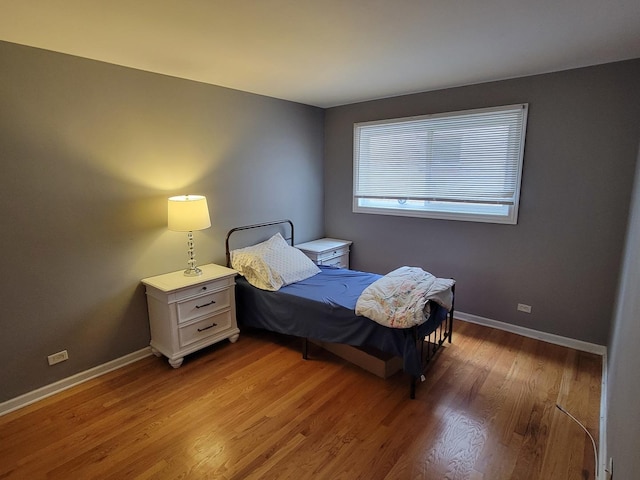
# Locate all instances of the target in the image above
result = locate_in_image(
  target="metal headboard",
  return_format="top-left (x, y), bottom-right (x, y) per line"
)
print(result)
top-left (225, 219), bottom-right (294, 267)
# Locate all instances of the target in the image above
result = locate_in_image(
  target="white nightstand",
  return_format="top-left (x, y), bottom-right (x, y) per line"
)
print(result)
top-left (295, 238), bottom-right (352, 269)
top-left (141, 263), bottom-right (240, 368)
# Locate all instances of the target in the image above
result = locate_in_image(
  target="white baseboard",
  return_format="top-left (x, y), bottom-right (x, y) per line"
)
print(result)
top-left (455, 311), bottom-right (607, 355)
top-left (598, 350), bottom-right (608, 480)
top-left (0, 347), bottom-right (152, 417)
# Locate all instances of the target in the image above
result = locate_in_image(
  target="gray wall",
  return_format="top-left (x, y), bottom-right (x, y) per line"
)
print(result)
top-left (324, 60), bottom-right (640, 345)
top-left (0, 41), bottom-right (324, 402)
top-left (606, 144), bottom-right (640, 480)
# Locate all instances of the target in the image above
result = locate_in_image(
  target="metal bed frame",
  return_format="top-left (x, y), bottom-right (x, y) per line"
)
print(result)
top-left (225, 219), bottom-right (454, 399)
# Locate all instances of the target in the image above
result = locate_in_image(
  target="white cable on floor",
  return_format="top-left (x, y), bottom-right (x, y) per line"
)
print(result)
top-left (556, 403), bottom-right (599, 480)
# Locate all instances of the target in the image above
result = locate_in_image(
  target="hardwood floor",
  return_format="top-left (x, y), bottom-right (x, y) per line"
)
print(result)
top-left (0, 320), bottom-right (602, 480)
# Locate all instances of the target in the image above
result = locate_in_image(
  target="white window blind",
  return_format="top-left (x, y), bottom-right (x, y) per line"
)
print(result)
top-left (353, 104), bottom-right (528, 224)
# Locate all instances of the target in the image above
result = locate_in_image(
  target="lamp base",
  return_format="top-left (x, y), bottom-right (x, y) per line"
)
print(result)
top-left (183, 231), bottom-right (202, 276)
top-left (183, 267), bottom-right (203, 277)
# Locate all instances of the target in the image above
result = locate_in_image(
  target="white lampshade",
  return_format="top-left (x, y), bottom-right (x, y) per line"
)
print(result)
top-left (167, 195), bottom-right (211, 232)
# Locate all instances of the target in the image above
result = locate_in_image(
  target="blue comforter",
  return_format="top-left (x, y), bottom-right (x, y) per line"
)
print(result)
top-left (235, 266), bottom-right (447, 377)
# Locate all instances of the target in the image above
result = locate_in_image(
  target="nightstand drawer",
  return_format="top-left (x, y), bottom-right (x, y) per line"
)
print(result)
top-left (173, 277), bottom-right (232, 302)
top-left (179, 311), bottom-right (232, 347)
top-left (320, 253), bottom-right (349, 268)
top-left (315, 246), bottom-right (349, 262)
top-left (177, 289), bottom-right (230, 324)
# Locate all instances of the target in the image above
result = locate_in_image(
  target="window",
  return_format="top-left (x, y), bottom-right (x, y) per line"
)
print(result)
top-left (353, 104), bottom-right (528, 224)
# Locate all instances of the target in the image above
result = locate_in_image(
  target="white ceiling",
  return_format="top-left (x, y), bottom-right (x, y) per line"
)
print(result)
top-left (1, 0), bottom-right (639, 108)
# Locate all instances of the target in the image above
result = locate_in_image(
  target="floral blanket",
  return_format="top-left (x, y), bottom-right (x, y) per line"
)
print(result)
top-left (355, 266), bottom-right (455, 328)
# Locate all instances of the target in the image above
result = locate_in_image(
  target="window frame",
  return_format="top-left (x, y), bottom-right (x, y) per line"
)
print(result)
top-left (352, 104), bottom-right (529, 225)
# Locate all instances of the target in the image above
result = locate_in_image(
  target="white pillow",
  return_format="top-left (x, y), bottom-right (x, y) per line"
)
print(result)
top-left (269, 243), bottom-right (320, 286)
top-left (231, 233), bottom-right (320, 291)
top-left (230, 233), bottom-right (287, 291)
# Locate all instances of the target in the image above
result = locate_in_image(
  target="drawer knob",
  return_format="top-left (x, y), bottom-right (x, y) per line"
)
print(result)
top-left (197, 323), bottom-right (218, 332)
top-left (195, 300), bottom-right (216, 309)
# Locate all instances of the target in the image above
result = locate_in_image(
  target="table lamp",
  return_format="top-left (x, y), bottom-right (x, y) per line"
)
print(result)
top-left (168, 195), bottom-right (211, 276)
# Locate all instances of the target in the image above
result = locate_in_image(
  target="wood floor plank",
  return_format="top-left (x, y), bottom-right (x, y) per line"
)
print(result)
top-left (0, 321), bottom-right (601, 479)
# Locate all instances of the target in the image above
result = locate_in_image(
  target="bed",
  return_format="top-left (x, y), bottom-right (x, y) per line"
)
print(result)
top-left (225, 220), bottom-right (455, 398)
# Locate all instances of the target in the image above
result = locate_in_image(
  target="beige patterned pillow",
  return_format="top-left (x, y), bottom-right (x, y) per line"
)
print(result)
top-left (231, 233), bottom-right (319, 290)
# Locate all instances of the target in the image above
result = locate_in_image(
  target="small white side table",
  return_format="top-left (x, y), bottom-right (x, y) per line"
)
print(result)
top-left (142, 264), bottom-right (240, 368)
top-left (295, 238), bottom-right (352, 269)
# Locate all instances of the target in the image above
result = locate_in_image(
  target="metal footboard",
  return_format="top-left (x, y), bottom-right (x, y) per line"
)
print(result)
top-left (410, 283), bottom-right (455, 399)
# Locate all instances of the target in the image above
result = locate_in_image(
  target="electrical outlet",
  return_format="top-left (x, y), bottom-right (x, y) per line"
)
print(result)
top-left (47, 350), bottom-right (68, 366)
top-left (517, 303), bottom-right (532, 313)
